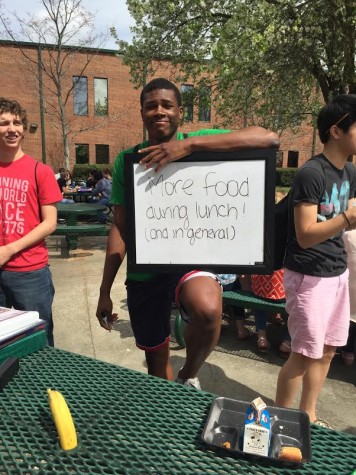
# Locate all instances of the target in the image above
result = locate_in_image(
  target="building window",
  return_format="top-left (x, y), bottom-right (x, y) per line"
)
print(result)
top-left (96, 144), bottom-right (109, 164)
top-left (287, 150), bottom-right (299, 168)
top-left (94, 78), bottom-right (108, 116)
top-left (198, 87), bottom-right (211, 122)
top-left (181, 84), bottom-right (194, 122)
top-left (73, 77), bottom-right (88, 115)
top-left (75, 144), bottom-right (89, 164)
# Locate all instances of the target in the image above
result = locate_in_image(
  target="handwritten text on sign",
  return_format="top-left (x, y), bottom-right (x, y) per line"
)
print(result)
top-left (133, 160), bottom-right (265, 265)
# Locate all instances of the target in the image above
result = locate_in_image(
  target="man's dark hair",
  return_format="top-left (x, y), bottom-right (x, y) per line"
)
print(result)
top-left (140, 78), bottom-right (182, 107)
top-left (0, 97), bottom-right (28, 130)
top-left (58, 167), bottom-right (66, 173)
top-left (317, 94), bottom-right (356, 144)
top-left (92, 169), bottom-right (103, 182)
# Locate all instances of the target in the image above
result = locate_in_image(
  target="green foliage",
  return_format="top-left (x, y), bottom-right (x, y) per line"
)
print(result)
top-left (115, 0), bottom-right (355, 131)
top-left (94, 97), bottom-right (108, 116)
top-left (276, 167), bottom-right (298, 187)
top-left (73, 164), bottom-right (114, 180)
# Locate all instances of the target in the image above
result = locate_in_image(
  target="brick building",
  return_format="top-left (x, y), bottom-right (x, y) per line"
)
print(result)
top-left (0, 39), bottom-right (322, 172)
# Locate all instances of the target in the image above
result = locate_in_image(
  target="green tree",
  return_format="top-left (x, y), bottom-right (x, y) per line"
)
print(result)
top-left (0, 0), bottom-right (107, 168)
top-left (114, 0), bottom-right (355, 132)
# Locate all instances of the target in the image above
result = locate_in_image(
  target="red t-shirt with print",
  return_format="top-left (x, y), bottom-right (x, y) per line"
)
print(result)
top-left (0, 154), bottom-right (62, 271)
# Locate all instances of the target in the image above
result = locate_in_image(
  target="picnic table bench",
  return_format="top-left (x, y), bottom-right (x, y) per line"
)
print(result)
top-left (53, 202), bottom-right (110, 250)
top-left (174, 289), bottom-right (287, 348)
top-left (222, 289), bottom-right (287, 315)
top-left (52, 223), bottom-right (110, 250)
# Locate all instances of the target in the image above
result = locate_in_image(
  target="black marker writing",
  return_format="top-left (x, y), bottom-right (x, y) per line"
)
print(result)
top-left (147, 174), bottom-right (194, 196)
top-left (146, 204), bottom-right (189, 228)
top-left (203, 172), bottom-right (249, 197)
top-left (195, 202), bottom-right (238, 220)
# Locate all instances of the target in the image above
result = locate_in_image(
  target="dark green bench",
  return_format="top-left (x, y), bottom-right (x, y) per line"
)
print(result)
top-left (222, 289), bottom-right (287, 315)
top-left (174, 289), bottom-right (287, 348)
top-left (52, 224), bottom-right (110, 250)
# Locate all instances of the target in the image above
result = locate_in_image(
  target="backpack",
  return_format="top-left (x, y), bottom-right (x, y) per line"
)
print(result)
top-left (273, 157), bottom-right (323, 270)
top-left (273, 157), bottom-right (356, 270)
top-left (273, 192), bottom-right (290, 270)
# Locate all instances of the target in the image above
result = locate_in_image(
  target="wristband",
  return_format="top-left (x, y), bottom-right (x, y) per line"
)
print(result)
top-left (342, 211), bottom-right (351, 227)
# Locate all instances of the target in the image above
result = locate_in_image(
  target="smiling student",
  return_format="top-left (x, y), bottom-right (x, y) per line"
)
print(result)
top-left (0, 97), bottom-right (62, 345)
top-left (96, 78), bottom-right (279, 387)
top-left (275, 94), bottom-right (356, 428)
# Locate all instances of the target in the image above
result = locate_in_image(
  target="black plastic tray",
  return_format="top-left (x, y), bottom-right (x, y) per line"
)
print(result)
top-left (201, 397), bottom-right (311, 465)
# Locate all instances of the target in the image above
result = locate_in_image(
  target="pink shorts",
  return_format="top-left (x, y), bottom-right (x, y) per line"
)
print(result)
top-left (175, 271), bottom-right (221, 323)
top-left (284, 269), bottom-right (350, 359)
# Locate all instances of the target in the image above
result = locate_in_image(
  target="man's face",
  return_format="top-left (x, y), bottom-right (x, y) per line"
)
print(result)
top-left (141, 88), bottom-right (183, 144)
top-left (0, 112), bottom-right (24, 152)
top-left (341, 122), bottom-right (356, 156)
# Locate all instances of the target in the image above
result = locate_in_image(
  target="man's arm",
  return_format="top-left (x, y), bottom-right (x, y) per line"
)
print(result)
top-left (0, 204), bottom-right (57, 266)
top-left (294, 201), bottom-right (356, 249)
top-left (91, 181), bottom-right (103, 196)
top-left (96, 204), bottom-right (126, 330)
top-left (346, 198), bottom-right (356, 231)
top-left (139, 126), bottom-right (280, 171)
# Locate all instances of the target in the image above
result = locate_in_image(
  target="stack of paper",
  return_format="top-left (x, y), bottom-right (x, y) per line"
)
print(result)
top-left (0, 307), bottom-right (44, 343)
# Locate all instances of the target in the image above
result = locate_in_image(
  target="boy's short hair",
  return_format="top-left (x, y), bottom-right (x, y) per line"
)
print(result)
top-left (140, 78), bottom-right (182, 107)
top-left (317, 94), bottom-right (356, 144)
top-left (0, 97), bottom-right (28, 130)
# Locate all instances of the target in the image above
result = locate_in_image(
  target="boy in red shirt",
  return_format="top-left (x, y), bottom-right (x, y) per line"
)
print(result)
top-left (0, 97), bottom-right (62, 345)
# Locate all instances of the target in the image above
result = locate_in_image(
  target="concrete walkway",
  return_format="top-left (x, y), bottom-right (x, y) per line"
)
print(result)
top-left (47, 234), bottom-right (356, 435)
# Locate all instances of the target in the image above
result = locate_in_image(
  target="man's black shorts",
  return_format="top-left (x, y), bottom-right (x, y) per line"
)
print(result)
top-left (126, 271), bottom-right (221, 351)
top-left (125, 272), bottom-right (184, 351)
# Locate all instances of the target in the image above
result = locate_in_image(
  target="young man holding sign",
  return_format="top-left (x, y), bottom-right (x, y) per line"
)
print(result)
top-left (96, 78), bottom-right (279, 387)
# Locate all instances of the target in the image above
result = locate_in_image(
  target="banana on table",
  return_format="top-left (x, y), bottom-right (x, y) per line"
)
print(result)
top-left (47, 388), bottom-right (78, 450)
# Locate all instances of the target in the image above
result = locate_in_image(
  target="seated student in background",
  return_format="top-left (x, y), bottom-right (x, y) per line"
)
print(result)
top-left (95, 77), bottom-right (279, 389)
top-left (56, 167), bottom-right (77, 203)
top-left (250, 269), bottom-right (291, 357)
top-left (86, 170), bottom-right (103, 200)
top-left (87, 169), bottom-right (112, 223)
top-left (275, 94), bottom-right (356, 428)
top-left (65, 169), bottom-right (74, 187)
top-left (54, 167), bottom-right (61, 180)
top-left (218, 274), bottom-right (253, 340)
top-left (341, 229), bottom-right (356, 365)
top-left (86, 170), bottom-right (97, 188)
top-left (88, 169), bottom-right (112, 203)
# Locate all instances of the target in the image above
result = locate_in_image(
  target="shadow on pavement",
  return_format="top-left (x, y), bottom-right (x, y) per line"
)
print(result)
top-left (169, 354), bottom-right (274, 406)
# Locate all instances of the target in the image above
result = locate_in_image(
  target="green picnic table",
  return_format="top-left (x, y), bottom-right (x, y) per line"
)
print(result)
top-left (54, 203), bottom-right (109, 250)
top-left (57, 202), bottom-right (107, 226)
top-left (0, 346), bottom-right (355, 474)
top-left (63, 189), bottom-right (93, 203)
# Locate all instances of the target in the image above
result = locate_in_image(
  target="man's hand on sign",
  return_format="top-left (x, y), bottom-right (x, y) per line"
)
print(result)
top-left (139, 140), bottom-right (191, 172)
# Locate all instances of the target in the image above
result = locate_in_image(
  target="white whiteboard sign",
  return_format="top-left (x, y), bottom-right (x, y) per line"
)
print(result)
top-left (125, 149), bottom-right (276, 273)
